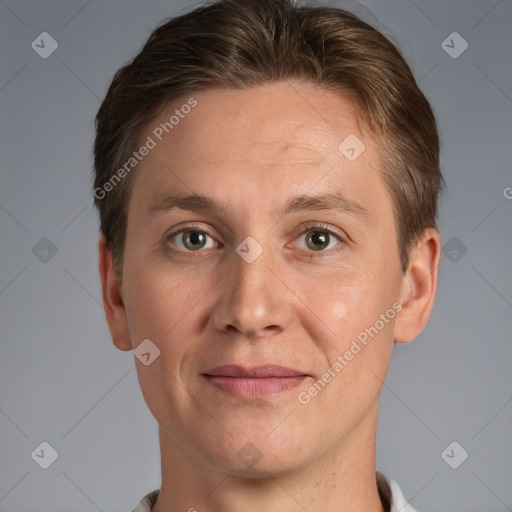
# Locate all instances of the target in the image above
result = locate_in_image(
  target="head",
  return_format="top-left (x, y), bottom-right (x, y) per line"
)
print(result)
top-left (95, 0), bottom-right (442, 476)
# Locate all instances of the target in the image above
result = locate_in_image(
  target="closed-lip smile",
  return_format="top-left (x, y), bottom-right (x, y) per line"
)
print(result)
top-left (203, 364), bottom-right (308, 399)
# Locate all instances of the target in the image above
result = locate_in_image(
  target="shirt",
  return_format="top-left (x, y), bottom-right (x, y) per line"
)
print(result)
top-left (131, 471), bottom-right (417, 511)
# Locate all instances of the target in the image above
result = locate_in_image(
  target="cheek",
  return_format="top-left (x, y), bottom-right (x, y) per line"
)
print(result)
top-left (303, 275), bottom-right (396, 415)
top-left (300, 266), bottom-right (398, 359)
top-left (122, 267), bottom-right (207, 417)
top-left (121, 262), bottom-right (199, 343)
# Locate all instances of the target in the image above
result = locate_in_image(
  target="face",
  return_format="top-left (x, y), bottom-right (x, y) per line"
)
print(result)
top-left (106, 80), bottom-right (419, 475)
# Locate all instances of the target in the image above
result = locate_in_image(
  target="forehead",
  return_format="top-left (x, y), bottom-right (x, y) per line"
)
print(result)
top-left (153, 81), bottom-right (367, 165)
top-left (130, 80), bottom-right (390, 221)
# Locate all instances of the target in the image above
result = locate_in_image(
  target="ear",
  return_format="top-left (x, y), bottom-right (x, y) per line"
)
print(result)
top-left (394, 228), bottom-right (441, 344)
top-left (98, 235), bottom-right (133, 351)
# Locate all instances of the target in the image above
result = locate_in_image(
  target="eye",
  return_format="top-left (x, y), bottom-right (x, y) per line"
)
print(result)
top-left (295, 228), bottom-right (342, 251)
top-left (170, 229), bottom-right (216, 251)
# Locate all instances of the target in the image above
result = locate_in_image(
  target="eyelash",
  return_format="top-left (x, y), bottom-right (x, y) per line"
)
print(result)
top-left (165, 223), bottom-right (345, 256)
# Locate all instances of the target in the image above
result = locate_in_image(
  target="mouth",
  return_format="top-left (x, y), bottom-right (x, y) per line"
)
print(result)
top-left (202, 364), bottom-right (308, 399)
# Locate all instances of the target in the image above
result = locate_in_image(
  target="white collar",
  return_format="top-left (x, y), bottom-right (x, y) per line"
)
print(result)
top-left (132, 472), bottom-right (418, 512)
top-left (377, 471), bottom-right (418, 512)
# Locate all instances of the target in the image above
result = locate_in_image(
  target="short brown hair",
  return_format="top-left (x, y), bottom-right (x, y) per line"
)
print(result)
top-left (93, 0), bottom-right (443, 275)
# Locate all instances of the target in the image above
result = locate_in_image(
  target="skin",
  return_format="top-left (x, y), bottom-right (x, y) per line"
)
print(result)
top-left (98, 80), bottom-right (440, 512)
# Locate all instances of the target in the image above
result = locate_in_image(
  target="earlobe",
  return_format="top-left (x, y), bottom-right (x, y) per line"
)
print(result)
top-left (98, 236), bottom-right (133, 351)
top-left (394, 229), bottom-right (441, 344)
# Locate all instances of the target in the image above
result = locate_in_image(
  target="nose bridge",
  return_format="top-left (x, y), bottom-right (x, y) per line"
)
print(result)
top-left (235, 242), bottom-right (274, 299)
top-left (212, 241), bottom-right (292, 338)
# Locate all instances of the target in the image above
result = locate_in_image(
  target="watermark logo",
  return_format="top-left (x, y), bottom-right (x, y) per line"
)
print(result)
top-left (151, 97), bottom-right (197, 140)
top-left (31, 32), bottom-right (58, 59)
top-left (441, 32), bottom-right (468, 59)
top-left (338, 134), bottom-right (365, 161)
top-left (236, 442), bottom-right (262, 467)
top-left (94, 97), bottom-right (197, 200)
top-left (32, 237), bottom-right (58, 263)
top-left (442, 236), bottom-right (468, 264)
top-left (31, 441), bottom-right (59, 469)
top-left (134, 339), bottom-right (161, 366)
top-left (441, 441), bottom-right (468, 469)
top-left (236, 236), bottom-right (263, 263)
top-left (298, 302), bottom-right (402, 405)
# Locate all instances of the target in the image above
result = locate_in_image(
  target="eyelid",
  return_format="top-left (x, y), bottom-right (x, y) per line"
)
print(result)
top-left (290, 222), bottom-right (346, 251)
top-left (165, 223), bottom-right (221, 252)
top-left (164, 222), bottom-right (346, 254)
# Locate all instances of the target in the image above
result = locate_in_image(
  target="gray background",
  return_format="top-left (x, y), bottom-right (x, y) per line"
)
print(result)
top-left (0, 0), bottom-right (511, 510)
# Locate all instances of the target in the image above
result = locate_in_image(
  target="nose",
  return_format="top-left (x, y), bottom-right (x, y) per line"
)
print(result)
top-left (211, 244), bottom-right (293, 340)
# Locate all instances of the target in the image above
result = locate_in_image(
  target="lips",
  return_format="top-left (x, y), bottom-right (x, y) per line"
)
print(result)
top-left (204, 364), bottom-right (305, 378)
top-left (203, 364), bottom-right (307, 399)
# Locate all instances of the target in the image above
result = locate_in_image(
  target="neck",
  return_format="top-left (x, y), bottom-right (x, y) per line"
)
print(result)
top-left (153, 404), bottom-right (385, 512)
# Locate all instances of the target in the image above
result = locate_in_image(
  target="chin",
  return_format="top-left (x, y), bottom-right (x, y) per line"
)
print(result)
top-left (199, 431), bottom-right (312, 478)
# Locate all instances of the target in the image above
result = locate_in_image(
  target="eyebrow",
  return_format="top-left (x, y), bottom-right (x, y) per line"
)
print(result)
top-left (148, 191), bottom-right (369, 218)
top-left (149, 193), bottom-right (223, 215)
top-left (281, 193), bottom-right (369, 218)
